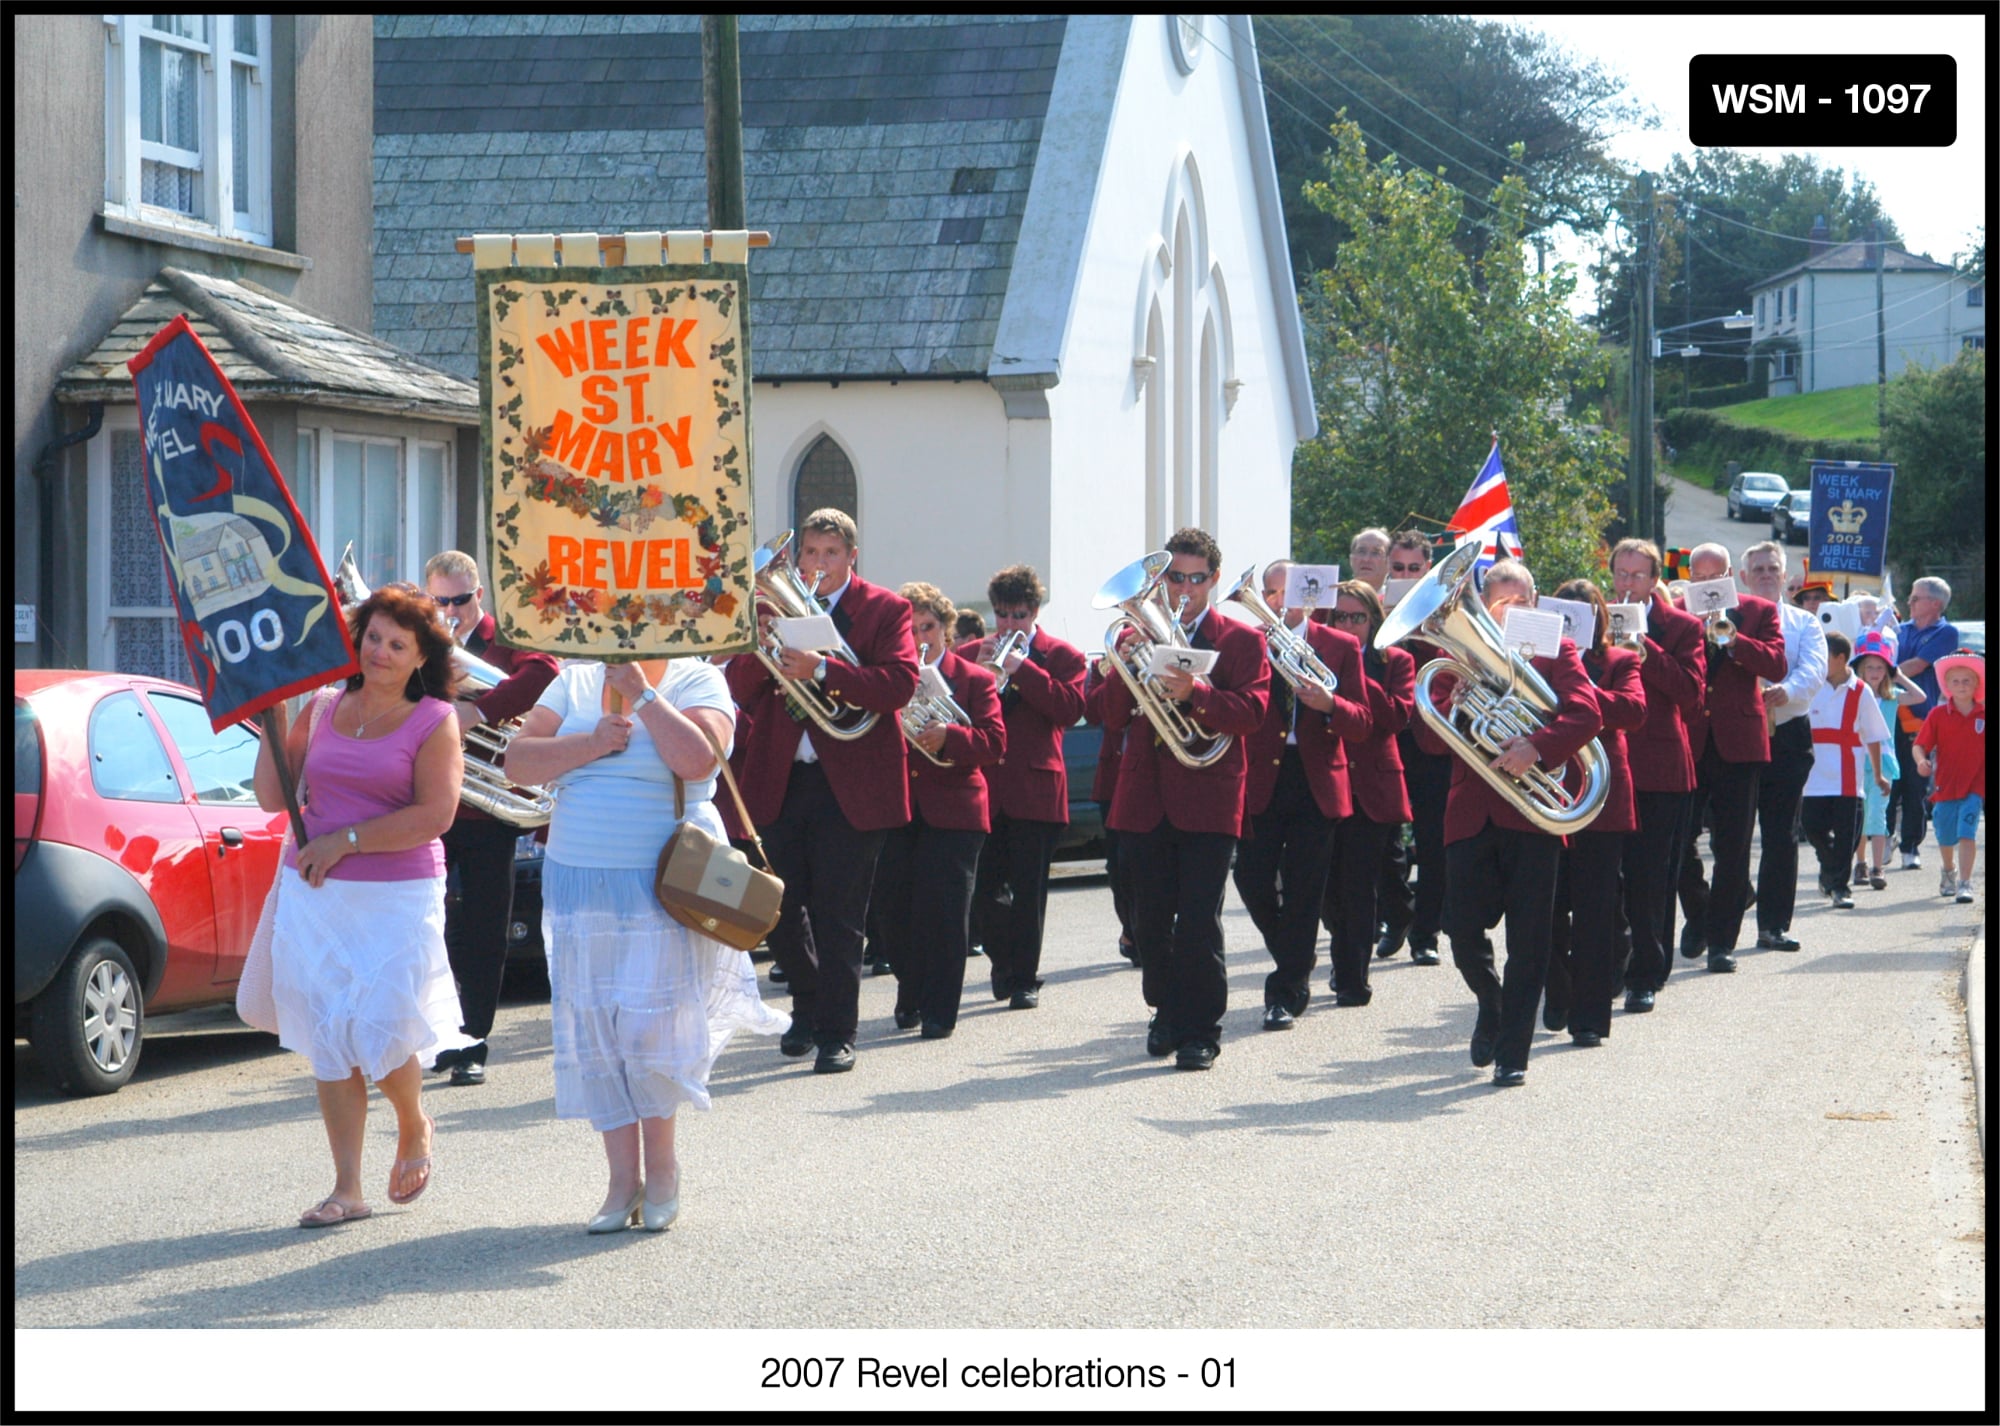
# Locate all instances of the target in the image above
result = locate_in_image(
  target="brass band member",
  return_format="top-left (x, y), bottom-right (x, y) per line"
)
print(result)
top-left (1232, 561), bottom-right (1372, 1027)
top-left (1100, 527), bottom-right (1271, 1069)
top-left (876, 584), bottom-right (1006, 1039)
top-left (1084, 660), bottom-right (1140, 966)
top-left (1742, 541), bottom-right (1828, 953)
top-left (1541, 579), bottom-right (1645, 1046)
top-left (724, 509), bottom-right (920, 1074)
top-left (1320, 581), bottom-right (1415, 1006)
top-left (1374, 530), bottom-right (1449, 965)
top-left (961, 566), bottom-right (1088, 1010)
top-left (1413, 559), bottom-right (1602, 1086)
top-left (423, 550), bottom-right (558, 1088)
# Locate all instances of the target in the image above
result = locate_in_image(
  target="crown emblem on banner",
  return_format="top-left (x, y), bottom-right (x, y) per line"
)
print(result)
top-left (1828, 500), bottom-right (1869, 534)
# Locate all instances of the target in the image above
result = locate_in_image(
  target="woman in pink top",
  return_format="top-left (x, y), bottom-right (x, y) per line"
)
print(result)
top-left (253, 583), bottom-right (468, 1227)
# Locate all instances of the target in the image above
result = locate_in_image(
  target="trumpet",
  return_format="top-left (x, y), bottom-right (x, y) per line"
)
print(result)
top-left (750, 530), bottom-right (877, 742)
top-left (900, 645), bottom-right (969, 767)
top-left (1703, 609), bottom-right (1738, 649)
top-left (983, 628), bottom-right (1030, 695)
top-left (1220, 565), bottom-right (1339, 696)
top-left (1092, 552), bottom-right (1231, 770)
top-left (1375, 537), bottom-right (1608, 834)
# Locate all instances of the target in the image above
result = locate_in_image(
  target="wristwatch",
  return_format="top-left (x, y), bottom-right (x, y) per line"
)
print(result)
top-left (345, 826), bottom-right (360, 851)
top-left (635, 685), bottom-right (660, 709)
top-left (813, 657), bottom-right (829, 682)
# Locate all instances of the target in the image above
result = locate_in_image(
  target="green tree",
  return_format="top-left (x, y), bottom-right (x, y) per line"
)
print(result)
top-left (1292, 122), bottom-right (1625, 589)
top-left (1882, 347), bottom-right (1986, 615)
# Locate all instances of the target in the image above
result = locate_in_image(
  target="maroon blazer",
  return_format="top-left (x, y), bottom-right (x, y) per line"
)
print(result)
top-left (1626, 594), bottom-right (1706, 795)
top-left (1415, 638), bottom-right (1604, 845)
top-left (1083, 660), bottom-right (1123, 804)
top-left (1346, 644), bottom-right (1415, 825)
top-left (1103, 606), bottom-right (1272, 838)
top-left (1579, 645), bottom-right (1646, 836)
top-left (905, 649), bottom-right (1006, 833)
top-left (954, 628), bottom-right (1087, 824)
top-left (456, 614), bottom-right (559, 824)
top-left (1686, 592), bottom-right (1788, 766)
top-left (1243, 621), bottom-right (1371, 821)
top-left (723, 574), bottom-right (921, 832)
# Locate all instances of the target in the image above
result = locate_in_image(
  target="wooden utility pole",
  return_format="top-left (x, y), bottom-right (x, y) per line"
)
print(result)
top-left (1628, 171), bottom-right (1656, 543)
top-left (1873, 223), bottom-right (1889, 459)
top-left (702, 16), bottom-right (746, 232)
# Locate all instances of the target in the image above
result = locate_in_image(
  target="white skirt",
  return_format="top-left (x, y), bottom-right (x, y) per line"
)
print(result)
top-left (544, 818), bottom-right (789, 1131)
top-left (269, 868), bottom-right (474, 1082)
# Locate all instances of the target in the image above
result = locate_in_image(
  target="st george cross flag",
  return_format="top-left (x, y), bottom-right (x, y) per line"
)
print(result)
top-left (1448, 439), bottom-right (1523, 581)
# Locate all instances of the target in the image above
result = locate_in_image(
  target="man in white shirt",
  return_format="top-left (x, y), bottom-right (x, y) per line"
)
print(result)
top-left (1741, 541), bottom-right (1827, 951)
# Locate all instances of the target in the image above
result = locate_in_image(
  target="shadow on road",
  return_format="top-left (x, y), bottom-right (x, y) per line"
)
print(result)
top-left (12, 1027), bottom-right (288, 1112)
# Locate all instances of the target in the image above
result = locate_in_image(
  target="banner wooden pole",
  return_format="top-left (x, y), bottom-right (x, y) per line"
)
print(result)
top-left (260, 708), bottom-right (310, 846)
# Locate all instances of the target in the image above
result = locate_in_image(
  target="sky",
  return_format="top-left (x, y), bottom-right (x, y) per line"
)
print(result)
top-left (1494, 11), bottom-right (1989, 311)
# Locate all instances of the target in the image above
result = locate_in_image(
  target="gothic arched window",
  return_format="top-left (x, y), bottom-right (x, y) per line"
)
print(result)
top-left (792, 434), bottom-right (857, 533)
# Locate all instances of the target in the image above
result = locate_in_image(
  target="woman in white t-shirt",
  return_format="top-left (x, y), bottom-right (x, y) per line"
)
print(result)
top-left (506, 658), bottom-right (788, 1233)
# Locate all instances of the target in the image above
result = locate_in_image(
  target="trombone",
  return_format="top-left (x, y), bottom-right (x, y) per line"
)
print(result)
top-left (1220, 565), bottom-right (1339, 697)
top-left (1092, 552), bottom-right (1231, 770)
top-left (899, 645), bottom-right (970, 767)
top-left (750, 530), bottom-right (877, 741)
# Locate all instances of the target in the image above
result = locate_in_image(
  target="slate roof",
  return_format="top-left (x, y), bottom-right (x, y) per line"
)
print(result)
top-left (56, 267), bottom-right (480, 423)
top-left (372, 14), bottom-right (1067, 382)
top-left (1752, 238), bottom-right (1957, 291)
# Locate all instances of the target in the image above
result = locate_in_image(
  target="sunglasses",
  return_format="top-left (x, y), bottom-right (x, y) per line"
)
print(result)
top-left (1163, 571), bottom-right (1212, 586)
top-left (433, 592), bottom-right (477, 608)
top-left (1330, 610), bottom-right (1371, 624)
top-left (1388, 561), bottom-right (1428, 574)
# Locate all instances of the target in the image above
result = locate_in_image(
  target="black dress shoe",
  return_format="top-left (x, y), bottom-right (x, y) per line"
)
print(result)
top-left (779, 1024), bottom-right (816, 1058)
top-left (1830, 891), bottom-right (1856, 909)
top-left (991, 981), bottom-right (1011, 1002)
top-left (919, 1020), bottom-right (953, 1040)
top-left (1754, 930), bottom-right (1799, 951)
top-left (1679, 925), bottom-right (1707, 960)
top-left (1008, 989), bottom-right (1039, 1010)
top-left (1707, 951), bottom-right (1737, 973)
top-left (1374, 926), bottom-right (1407, 959)
top-left (1261, 1004), bottom-right (1295, 1031)
top-left (450, 1060), bottom-right (486, 1087)
top-left (769, 963), bottom-right (789, 985)
top-left (1175, 1042), bottom-right (1218, 1070)
top-left (1146, 1013), bottom-right (1174, 1057)
top-left (1543, 1001), bottom-right (1569, 1033)
top-left (1333, 991), bottom-right (1371, 1008)
top-left (813, 1043), bottom-right (856, 1074)
top-left (1570, 1029), bottom-right (1603, 1048)
top-left (1623, 989), bottom-right (1656, 1014)
top-left (1118, 937), bottom-right (1140, 966)
top-left (1410, 944), bottom-right (1441, 966)
top-left (1470, 1002), bottom-right (1499, 1068)
top-left (1493, 1066), bottom-right (1527, 1087)
top-left (893, 1008), bottom-right (922, 1030)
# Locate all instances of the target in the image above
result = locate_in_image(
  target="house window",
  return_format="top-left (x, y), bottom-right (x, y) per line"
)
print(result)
top-left (1788, 285), bottom-right (1797, 321)
top-left (1969, 284), bottom-right (1985, 308)
top-left (1772, 351), bottom-right (1796, 378)
top-left (1964, 335), bottom-right (1985, 351)
top-left (103, 15), bottom-right (272, 245)
top-left (299, 427), bottom-right (456, 593)
top-left (291, 429), bottom-right (319, 537)
top-left (414, 441), bottom-right (450, 568)
top-left (792, 435), bottom-right (857, 536)
top-left (1756, 294), bottom-right (1766, 327)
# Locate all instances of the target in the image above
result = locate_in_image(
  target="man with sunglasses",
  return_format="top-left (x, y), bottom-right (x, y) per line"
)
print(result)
top-left (1369, 531), bottom-right (1450, 967)
top-left (1099, 527), bottom-right (1270, 1069)
top-left (422, 550), bottom-right (559, 1086)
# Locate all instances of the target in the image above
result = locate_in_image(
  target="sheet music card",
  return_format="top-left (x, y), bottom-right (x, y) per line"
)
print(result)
top-left (1382, 577), bottom-right (1418, 609)
top-left (1501, 606), bottom-right (1566, 662)
top-left (1537, 596), bottom-right (1596, 653)
top-left (1283, 564), bottom-right (1340, 610)
top-left (773, 614), bottom-right (842, 654)
top-left (1683, 578), bottom-right (1738, 618)
top-left (1606, 603), bottom-right (1648, 644)
top-left (1146, 645), bottom-right (1218, 680)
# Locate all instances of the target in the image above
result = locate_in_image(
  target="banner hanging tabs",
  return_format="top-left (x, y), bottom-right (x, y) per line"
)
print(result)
top-left (476, 259), bottom-right (757, 658)
top-left (126, 315), bottom-right (357, 730)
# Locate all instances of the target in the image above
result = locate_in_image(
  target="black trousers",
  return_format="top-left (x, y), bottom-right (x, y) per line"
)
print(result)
top-left (1130, 820), bottom-right (1235, 1050)
top-left (1755, 719), bottom-right (1814, 936)
top-left (1547, 831), bottom-right (1624, 1037)
top-left (1444, 824), bottom-right (1561, 1072)
top-left (763, 762), bottom-right (889, 1049)
top-left (1624, 790), bottom-right (1689, 994)
top-left (1386, 748), bottom-right (1453, 949)
top-left (1325, 814), bottom-right (1396, 1003)
top-left (1694, 746), bottom-right (1762, 955)
top-left (1888, 723), bottom-right (1931, 853)
top-left (1100, 803), bottom-right (1136, 949)
top-left (974, 813), bottom-right (1062, 998)
top-left (1802, 796), bottom-right (1861, 897)
top-left (1231, 749), bottom-right (1338, 1013)
top-left (440, 817), bottom-right (521, 1058)
top-left (875, 811), bottom-right (984, 1031)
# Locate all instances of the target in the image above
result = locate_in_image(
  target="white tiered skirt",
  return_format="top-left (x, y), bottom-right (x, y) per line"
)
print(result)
top-left (269, 868), bottom-right (474, 1082)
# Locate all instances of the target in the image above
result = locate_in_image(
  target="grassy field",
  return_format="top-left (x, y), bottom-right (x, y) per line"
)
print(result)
top-left (1708, 386), bottom-right (1882, 442)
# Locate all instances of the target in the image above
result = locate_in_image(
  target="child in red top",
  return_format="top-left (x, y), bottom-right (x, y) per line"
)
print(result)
top-left (1912, 653), bottom-right (1985, 904)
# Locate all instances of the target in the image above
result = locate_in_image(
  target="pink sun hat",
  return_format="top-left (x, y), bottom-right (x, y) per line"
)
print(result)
top-left (1933, 651), bottom-right (1985, 703)
top-left (1851, 631), bottom-right (1897, 670)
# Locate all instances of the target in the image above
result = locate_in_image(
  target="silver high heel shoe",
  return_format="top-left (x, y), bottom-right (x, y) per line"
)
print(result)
top-left (642, 1181), bottom-right (680, 1232)
top-left (587, 1187), bottom-right (644, 1235)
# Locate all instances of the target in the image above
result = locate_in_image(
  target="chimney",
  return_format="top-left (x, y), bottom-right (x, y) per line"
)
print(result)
top-left (1808, 215), bottom-right (1830, 255)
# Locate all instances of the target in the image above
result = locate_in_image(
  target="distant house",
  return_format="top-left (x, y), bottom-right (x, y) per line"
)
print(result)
top-left (372, 14), bottom-right (1313, 643)
top-left (1748, 222), bottom-right (1984, 397)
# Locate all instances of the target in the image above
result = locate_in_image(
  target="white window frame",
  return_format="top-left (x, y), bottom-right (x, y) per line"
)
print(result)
top-left (303, 422), bottom-right (458, 588)
top-left (103, 14), bottom-right (272, 246)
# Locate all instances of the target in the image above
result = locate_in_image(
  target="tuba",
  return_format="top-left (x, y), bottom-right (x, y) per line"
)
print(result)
top-left (983, 628), bottom-right (1030, 696)
top-left (331, 545), bottom-right (555, 828)
top-left (1092, 552), bottom-right (1231, 770)
top-left (1220, 565), bottom-right (1339, 696)
top-left (1375, 537), bottom-right (1608, 834)
top-left (899, 645), bottom-right (970, 767)
top-left (749, 530), bottom-right (877, 741)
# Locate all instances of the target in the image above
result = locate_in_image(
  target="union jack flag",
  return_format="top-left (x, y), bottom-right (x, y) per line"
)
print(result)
top-left (1448, 439), bottom-right (1523, 580)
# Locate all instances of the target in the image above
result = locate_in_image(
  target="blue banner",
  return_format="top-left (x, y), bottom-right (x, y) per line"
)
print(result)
top-left (127, 315), bottom-right (357, 730)
top-left (1806, 460), bottom-right (1895, 579)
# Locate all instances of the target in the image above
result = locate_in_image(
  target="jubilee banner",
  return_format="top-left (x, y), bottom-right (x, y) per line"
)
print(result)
top-left (476, 266), bottom-right (756, 658)
top-left (1807, 460), bottom-right (1895, 580)
top-left (126, 315), bottom-right (357, 731)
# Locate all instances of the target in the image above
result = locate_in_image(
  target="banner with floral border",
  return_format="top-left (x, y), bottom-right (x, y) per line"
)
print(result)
top-left (475, 266), bottom-right (755, 658)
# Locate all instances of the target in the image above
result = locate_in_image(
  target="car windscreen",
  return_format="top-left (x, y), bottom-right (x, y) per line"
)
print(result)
top-left (14, 700), bottom-right (41, 796)
top-left (1747, 476), bottom-right (1787, 491)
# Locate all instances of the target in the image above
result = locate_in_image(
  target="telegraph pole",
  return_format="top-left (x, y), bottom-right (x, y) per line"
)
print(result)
top-left (702, 15), bottom-right (745, 232)
top-left (1628, 171), bottom-right (1657, 543)
top-left (1873, 222), bottom-right (1889, 459)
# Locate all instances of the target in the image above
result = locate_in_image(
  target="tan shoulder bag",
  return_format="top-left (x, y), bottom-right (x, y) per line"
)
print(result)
top-left (654, 722), bottom-right (785, 952)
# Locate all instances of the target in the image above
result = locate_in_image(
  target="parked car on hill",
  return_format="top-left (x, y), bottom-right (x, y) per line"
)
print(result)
top-left (1770, 489), bottom-right (1812, 545)
top-left (1727, 470), bottom-right (1790, 522)
top-left (13, 671), bottom-right (288, 1094)
top-left (1954, 620), bottom-right (1984, 658)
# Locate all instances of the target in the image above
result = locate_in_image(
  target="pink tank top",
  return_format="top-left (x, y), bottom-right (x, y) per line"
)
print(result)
top-left (283, 688), bottom-right (455, 882)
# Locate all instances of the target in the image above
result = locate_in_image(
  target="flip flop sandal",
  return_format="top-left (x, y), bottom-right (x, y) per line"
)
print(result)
top-left (388, 1113), bottom-right (437, 1205)
top-left (299, 1196), bottom-right (373, 1228)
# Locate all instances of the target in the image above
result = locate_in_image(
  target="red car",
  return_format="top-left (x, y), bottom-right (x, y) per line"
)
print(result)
top-left (13, 671), bottom-right (287, 1095)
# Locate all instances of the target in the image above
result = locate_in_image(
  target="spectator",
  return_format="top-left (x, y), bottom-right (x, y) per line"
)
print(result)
top-left (1912, 654), bottom-right (1985, 905)
top-left (1888, 578), bottom-right (1960, 869)
top-left (954, 609), bottom-right (987, 644)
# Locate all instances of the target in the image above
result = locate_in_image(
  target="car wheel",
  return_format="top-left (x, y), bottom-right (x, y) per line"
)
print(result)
top-left (29, 937), bottom-right (144, 1096)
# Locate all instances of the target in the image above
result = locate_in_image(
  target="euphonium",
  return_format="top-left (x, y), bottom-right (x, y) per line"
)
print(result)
top-left (749, 530), bottom-right (877, 742)
top-left (1220, 565), bottom-right (1339, 696)
top-left (899, 645), bottom-right (970, 767)
top-left (1374, 537), bottom-right (1608, 834)
top-left (331, 544), bottom-right (555, 828)
top-left (1091, 552), bottom-right (1231, 771)
top-left (983, 629), bottom-right (1030, 695)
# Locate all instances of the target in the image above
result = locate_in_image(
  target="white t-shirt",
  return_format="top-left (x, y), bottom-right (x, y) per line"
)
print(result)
top-left (1802, 675), bottom-right (1890, 799)
top-left (534, 661), bottom-right (736, 868)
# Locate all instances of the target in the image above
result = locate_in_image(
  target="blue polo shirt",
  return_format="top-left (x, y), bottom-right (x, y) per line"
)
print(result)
top-left (1895, 617), bottom-right (1959, 716)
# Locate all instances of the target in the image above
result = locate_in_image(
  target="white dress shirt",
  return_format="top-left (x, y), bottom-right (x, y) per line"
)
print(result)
top-left (1768, 601), bottom-right (1829, 728)
top-left (793, 576), bottom-right (851, 765)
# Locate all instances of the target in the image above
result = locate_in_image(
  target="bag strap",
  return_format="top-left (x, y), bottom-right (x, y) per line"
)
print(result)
top-left (696, 721), bottom-right (773, 872)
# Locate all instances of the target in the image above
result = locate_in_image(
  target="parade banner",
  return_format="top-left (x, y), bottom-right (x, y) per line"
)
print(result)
top-left (476, 265), bottom-right (756, 658)
top-left (1807, 460), bottom-right (1895, 582)
top-left (127, 315), bottom-right (357, 731)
